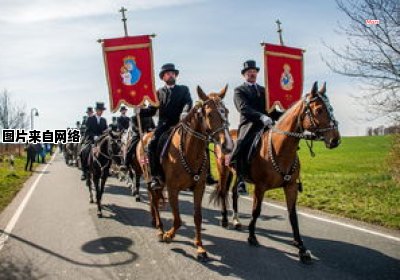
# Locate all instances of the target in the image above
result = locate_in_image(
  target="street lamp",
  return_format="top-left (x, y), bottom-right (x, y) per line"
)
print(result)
top-left (31, 108), bottom-right (39, 130)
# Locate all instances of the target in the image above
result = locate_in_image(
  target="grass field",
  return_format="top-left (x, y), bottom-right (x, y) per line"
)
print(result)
top-left (0, 156), bottom-right (32, 213)
top-left (210, 135), bottom-right (400, 230)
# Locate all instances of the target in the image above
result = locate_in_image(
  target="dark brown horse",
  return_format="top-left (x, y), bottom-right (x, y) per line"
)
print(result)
top-left (212, 82), bottom-right (341, 263)
top-left (137, 85), bottom-right (233, 261)
top-left (86, 130), bottom-right (122, 217)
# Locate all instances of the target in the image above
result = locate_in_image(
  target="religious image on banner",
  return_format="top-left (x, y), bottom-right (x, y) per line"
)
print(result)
top-left (101, 35), bottom-right (159, 112)
top-left (263, 43), bottom-right (304, 112)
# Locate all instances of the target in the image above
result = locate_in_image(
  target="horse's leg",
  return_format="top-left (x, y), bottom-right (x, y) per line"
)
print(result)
top-left (163, 188), bottom-right (181, 243)
top-left (231, 174), bottom-right (242, 230)
top-left (217, 159), bottom-right (229, 228)
top-left (86, 171), bottom-right (94, 203)
top-left (149, 187), bottom-right (164, 240)
top-left (284, 183), bottom-right (312, 263)
top-left (93, 172), bottom-right (102, 217)
top-left (193, 185), bottom-right (208, 261)
top-left (248, 184), bottom-right (264, 246)
top-left (134, 174), bottom-right (141, 202)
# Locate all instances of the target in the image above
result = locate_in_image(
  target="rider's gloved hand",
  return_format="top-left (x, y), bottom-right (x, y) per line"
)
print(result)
top-left (260, 115), bottom-right (273, 127)
top-left (180, 112), bottom-right (188, 121)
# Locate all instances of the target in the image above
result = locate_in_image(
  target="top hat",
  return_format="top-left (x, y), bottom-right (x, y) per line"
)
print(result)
top-left (95, 102), bottom-right (106, 111)
top-left (120, 106), bottom-right (128, 112)
top-left (159, 63), bottom-right (179, 79)
top-left (241, 60), bottom-right (260, 75)
top-left (86, 107), bottom-right (93, 113)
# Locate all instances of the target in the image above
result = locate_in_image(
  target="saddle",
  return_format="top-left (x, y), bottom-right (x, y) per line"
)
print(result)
top-left (157, 127), bottom-right (177, 164)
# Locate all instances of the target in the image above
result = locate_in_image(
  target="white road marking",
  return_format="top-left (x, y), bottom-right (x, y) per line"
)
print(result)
top-left (0, 152), bottom-right (56, 251)
top-left (239, 195), bottom-right (400, 243)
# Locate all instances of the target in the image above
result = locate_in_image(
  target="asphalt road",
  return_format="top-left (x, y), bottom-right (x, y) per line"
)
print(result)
top-left (0, 152), bottom-right (399, 280)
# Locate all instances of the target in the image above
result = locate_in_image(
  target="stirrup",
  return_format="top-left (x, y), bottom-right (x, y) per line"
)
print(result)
top-left (150, 177), bottom-right (162, 190)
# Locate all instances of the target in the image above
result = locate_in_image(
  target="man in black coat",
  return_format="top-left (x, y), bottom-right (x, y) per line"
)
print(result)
top-left (80, 102), bottom-right (108, 180)
top-left (121, 110), bottom-right (155, 170)
top-left (117, 106), bottom-right (130, 131)
top-left (139, 63), bottom-right (192, 190)
top-left (230, 60), bottom-right (273, 193)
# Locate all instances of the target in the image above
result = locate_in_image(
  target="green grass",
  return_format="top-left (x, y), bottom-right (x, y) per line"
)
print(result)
top-left (210, 135), bottom-right (400, 229)
top-left (0, 155), bottom-right (32, 213)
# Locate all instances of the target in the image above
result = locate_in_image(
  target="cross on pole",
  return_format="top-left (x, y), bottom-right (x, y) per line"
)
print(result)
top-left (119, 6), bottom-right (128, 37)
top-left (276, 19), bottom-right (284, 45)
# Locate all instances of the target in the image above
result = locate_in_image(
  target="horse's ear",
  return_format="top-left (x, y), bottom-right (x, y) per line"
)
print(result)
top-left (311, 81), bottom-right (318, 96)
top-left (320, 81), bottom-right (326, 95)
top-left (219, 84), bottom-right (228, 99)
top-left (197, 85), bottom-right (208, 101)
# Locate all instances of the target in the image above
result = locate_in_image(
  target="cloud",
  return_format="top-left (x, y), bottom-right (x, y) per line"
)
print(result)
top-left (0, 0), bottom-right (204, 23)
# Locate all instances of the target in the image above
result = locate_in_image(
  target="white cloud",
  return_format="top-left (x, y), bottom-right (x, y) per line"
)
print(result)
top-left (0, 0), bottom-right (203, 23)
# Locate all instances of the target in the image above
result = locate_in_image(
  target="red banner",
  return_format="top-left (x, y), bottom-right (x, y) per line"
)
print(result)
top-left (263, 43), bottom-right (304, 112)
top-left (101, 35), bottom-right (159, 112)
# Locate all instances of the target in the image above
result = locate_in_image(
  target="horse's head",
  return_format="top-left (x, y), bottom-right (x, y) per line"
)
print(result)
top-left (195, 85), bottom-right (234, 154)
top-left (302, 82), bottom-right (341, 149)
top-left (105, 130), bottom-right (123, 164)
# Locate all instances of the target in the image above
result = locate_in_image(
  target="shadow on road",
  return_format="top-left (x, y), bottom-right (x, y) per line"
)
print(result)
top-left (0, 230), bottom-right (138, 268)
top-left (101, 186), bottom-right (400, 280)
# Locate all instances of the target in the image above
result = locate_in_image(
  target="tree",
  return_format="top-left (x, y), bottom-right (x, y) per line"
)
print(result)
top-left (325, 0), bottom-right (400, 122)
top-left (0, 89), bottom-right (29, 130)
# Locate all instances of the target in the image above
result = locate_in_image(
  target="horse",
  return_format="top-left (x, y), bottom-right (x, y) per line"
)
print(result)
top-left (137, 85), bottom-right (233, 261)
top-left (212, 82), bottom-right (341, 263)
top-left (86, 130), bottom-right (123, 217)
top-left (64, 142), bottom-right (78, 166)
top-left (123, 127), bottom-right (145, 202)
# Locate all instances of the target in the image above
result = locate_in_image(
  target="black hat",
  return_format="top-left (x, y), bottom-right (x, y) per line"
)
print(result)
top-left (119, 106), bottom-right (127, 112)
top-left (86, 107), bottom-right (93, 113)
top-left (241, 60), bottom-right (260, 75)
top-left (95, 102), bottom-right (106, 111)
top-left (159, 63), bottom-right (179, 79)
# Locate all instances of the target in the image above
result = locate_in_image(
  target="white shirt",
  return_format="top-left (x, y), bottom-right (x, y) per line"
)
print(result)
top-left (166, 84), bottom-right (175, 89)
top-left (245, 81), bottom-right (258, 87)
top-left (96, 115), bottom-right (101, 124)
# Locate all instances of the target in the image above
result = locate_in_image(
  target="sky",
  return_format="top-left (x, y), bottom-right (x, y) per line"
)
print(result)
top-left (0, 0), bottom-right (387, 136)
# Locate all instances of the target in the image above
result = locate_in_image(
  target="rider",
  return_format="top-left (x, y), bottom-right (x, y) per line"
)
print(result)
top-left (120, 108), bottom-right (155, 170)
top-left (230, 60), bottom-right (273, 194)
top-left (80, 102), bottom-right (108, 180)
top-left (138, 63), bottom-right (192, 190)
top-left (117, 106), bottom-right (130, 131)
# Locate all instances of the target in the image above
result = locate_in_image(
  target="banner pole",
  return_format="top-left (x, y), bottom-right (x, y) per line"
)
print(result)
top-left (135, 107), bottom-right (151, 183)
top-left (276, 19), bottom-right (284, 46)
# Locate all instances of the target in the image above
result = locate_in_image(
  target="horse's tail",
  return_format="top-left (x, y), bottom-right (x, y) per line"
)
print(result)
top-left (209, 170), bottom-right (232, 207)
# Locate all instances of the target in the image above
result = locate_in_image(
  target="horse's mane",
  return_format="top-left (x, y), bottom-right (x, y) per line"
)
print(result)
top-left (275, 95), bottom-right (306, 126)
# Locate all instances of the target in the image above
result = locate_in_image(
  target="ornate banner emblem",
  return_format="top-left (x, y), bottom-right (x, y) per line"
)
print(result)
top-left (263, 43), bottom-right (304, 112)
top-left (101, 35), bottom-right (159, 112)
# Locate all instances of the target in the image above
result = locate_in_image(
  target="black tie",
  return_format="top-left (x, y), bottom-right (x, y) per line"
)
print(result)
top-left (250, 84), bottom-right (259, 96)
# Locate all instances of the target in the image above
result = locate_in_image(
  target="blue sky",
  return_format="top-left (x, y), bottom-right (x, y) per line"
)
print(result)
top-left (0, 0), bottom-right (384, 136)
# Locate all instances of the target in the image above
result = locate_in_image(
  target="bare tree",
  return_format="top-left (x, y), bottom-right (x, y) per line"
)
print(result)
top-left (0, 89), bottom-right (29, 130)
top-left (324, 0), bottom-right (400, 122)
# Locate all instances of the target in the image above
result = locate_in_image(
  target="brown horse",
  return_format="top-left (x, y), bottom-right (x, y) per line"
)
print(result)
top-left (137, 85), bottom-right (233, 261)
top-left (212, 82), bottom-right (341, 263)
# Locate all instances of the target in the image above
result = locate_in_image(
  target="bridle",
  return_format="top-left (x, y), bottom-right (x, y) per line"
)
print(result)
top-left (180, 99), bottom-right (230, 144)
top-left (179, 99), bottom-right (230, 182)
top-left (92, 133), bottom-right (123, 176)
top-left (267, 92), bottom-right (339, 185)
top-left (271, 92), bottom-right (338, 141)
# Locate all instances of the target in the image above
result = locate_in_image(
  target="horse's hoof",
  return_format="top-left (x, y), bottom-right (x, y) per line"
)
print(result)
top-left (299, 249), bottom-right (312, 264)
top-left (248, 236), bottom-right (260, 247)
top-left (221, 219), bottom-right (228, 228)
top-left (89, 199), bottom-right (94, 204)
top-left (197, 252), bottom-right (209, 262)
top-left (233, 222), bottom-right (242, 230)
top-left (97, 211), bottom-right (103, 218)
top-left (135, 196), bottom-right (141, 202)
top-left (162, 233), bottom-right (173, 243)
